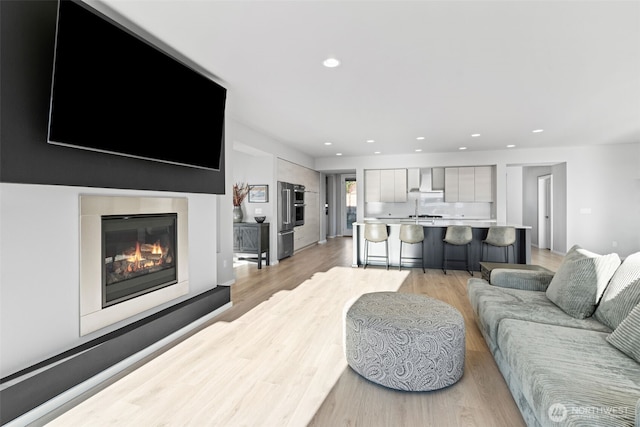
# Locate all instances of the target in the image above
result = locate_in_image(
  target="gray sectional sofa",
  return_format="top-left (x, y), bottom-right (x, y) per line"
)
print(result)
top-left (468, 245), bottom-right (640, 427)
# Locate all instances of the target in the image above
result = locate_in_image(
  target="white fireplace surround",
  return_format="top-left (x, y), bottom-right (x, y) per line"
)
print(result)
top-left (80, 195), bottom-right (189, 336)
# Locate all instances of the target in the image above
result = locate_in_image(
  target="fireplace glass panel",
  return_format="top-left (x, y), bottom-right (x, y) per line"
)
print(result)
top-left (102, 213), bottom-right (177, 308)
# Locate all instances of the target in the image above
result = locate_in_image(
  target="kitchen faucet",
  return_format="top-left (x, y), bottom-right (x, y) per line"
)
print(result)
top-left (414, 199), bottom-right (419, 223)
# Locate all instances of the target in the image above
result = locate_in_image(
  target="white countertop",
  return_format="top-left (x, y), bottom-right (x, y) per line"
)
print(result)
top-left (356, 219), bottom-right (531, 228)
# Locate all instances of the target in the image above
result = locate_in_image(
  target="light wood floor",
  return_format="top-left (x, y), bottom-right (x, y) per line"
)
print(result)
top-left (38, 238), bottom-right (563, 427)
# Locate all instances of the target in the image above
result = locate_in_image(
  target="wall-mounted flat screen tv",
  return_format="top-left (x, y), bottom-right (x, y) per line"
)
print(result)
top-left (48, 0), bottom-right (226, 171)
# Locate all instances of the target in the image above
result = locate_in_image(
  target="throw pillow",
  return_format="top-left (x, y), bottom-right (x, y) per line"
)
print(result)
top-left (607, 303), bottom-right (640, 363)
top-left (546, 245), bottom-right (621, 319)
top-left (595, 252), bottom-right (640, 330)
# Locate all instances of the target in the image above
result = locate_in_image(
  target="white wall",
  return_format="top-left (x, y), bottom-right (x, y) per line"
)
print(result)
top-left (563, 144), bottom-right (639, 256)
top-left (315, 142), bottom-right (640, 257)
top-left (0, 184), bottom-right (221, 376)
top-left (229, 118), bottom-right (315, 170)
top-left (233, 150), bottom-right (275, 223)
top-left (506, 166), bottom-right (524, 224)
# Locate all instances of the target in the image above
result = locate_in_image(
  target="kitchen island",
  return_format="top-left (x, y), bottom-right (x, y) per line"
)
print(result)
top-left (352, 220), bottom-right (531, 272)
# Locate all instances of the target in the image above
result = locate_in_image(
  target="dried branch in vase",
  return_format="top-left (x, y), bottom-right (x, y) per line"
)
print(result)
top-left (233, 183), bottom-right (249, 206)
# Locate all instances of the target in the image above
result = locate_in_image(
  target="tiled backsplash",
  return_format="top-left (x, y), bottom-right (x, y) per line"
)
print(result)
top-left (365, 194), bottom-right (493, 219)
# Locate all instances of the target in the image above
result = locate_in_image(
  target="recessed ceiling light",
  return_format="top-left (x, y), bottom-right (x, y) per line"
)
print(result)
top-left (532, 129), bottom-right (544, 133)
top-left (459, 147), bottom-right (467, 150)
top-left (374, 151), bottom-right (381, 154)
top-left (415, 149), bottom-right (423, 152)
top-left (366, 139), bottom-right (375, 143)
top-left (507, 144), bottom-right (516, 148)
top-left (471, 134), bottom-right (481, 137)
top-left (323, 57), bottom-right (340, 68)
top-left (336, 153), bottom-right (342, 156)
top-left (324, 142), bottom-right (332, 146)
top-left (416, 136), bottom-right (425, 140)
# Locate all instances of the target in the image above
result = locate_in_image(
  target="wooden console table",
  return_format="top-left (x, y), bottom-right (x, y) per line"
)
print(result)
top-left (479, 262), bottom-right (553, 282)
top-left (233, 222), bottom-right (270, 269)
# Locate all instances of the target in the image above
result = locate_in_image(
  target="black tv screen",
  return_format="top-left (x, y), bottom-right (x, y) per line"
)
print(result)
top-left (48, 0), bottom-right (226, 170)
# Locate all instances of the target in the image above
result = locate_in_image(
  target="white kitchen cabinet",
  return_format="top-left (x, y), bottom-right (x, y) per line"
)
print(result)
top-left (432, 167), bottom-right (445, 191)
top-left (458, 167), bottom-right (475, 202)
top-left (474, 166), bottom-right (494, 202)
top-left (444, 168), bottom-right (459, 202)
top-left (277, 157), bottom-right (322, 250)
top-left (393, 169), bottom-right (407, 202)
top-left (365, 169), bottom-right (407, 202)
top-left (444, 166), bottom-right (494, 202)
top-left (365, 169), bottom-right (381, 202)
top-left (379, 169), bottom-right (395, 202)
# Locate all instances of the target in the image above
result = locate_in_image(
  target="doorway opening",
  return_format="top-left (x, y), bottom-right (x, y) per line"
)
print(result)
top-left (342, 175), bottom-right (357, 236)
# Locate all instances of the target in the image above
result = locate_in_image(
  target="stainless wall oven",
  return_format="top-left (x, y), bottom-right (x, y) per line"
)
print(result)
top-left (293, 184), bottom-right (305, 226)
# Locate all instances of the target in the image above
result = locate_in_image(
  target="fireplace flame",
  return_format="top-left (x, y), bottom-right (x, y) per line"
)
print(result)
top-left (126, 241), bottom-right (144, 270)
top-left (152, 242), bottom-right (163, 255)
top-left (124, 241), bottom-right (166, 272)
top-left (104, 218), bottom-right (176, 289)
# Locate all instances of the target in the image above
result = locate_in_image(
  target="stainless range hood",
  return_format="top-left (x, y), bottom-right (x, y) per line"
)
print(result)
top-left (409, 168), bottom-right (445, 193)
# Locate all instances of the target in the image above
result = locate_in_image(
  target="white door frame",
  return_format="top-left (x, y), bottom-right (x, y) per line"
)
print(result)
top-left (537, 174), bottom-right (553, 250)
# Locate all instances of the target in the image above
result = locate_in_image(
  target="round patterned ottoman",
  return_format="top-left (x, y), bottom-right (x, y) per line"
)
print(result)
top-left (344, 291), bottom-right (465, 391)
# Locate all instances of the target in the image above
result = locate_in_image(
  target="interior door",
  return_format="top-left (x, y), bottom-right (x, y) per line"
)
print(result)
top-left (538, 175), bottom-right (552, 250)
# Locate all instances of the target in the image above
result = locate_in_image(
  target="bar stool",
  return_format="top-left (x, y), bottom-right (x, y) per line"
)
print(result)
top-left (399, 224), bottom-right (425, 273)
top-left (482, 226), bottom-right (516, 263)
top-left (442, 225), bottom-right (473, 276)
top-left (363, 223), bottom-right (389, 270)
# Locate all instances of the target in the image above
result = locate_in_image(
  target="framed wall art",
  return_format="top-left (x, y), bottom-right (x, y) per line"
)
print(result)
top-left (248, 185), bottom-right (268, 203)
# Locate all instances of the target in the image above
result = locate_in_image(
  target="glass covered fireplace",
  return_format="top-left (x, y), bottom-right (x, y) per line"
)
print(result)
top-left (102, 214), bottom-right (177, 307)
top-left (80, 195), bottom-right (188, 336)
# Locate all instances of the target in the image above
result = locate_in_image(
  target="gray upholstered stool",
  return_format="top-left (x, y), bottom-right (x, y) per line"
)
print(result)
top-left (482, 226), bottom-right (516, 263)
top-left (344, 292), bottom-right (465, 391)
top-left (399, 224), bottom-right (425, 272)
top-left (442, 225), bottom-right (473, 275)
top-left (363, 223), bottom-right (389, 270)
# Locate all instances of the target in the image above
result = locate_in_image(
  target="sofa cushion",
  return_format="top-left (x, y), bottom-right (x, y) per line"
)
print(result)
top-left (607, 303), bottom-right (640, 364)
top-left (497, 319), bottom-right (640, 427)
top-left (545, 245), bottom-right (621, 319)
top-left (490, 268), bottom-right (555, 291)
top-left (595, 252), bottom-right (640, 330)
top-left (467, 278), bottom-right (610, 352)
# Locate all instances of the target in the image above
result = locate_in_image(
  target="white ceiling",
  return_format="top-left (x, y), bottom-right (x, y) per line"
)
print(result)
top-left (97, 0), bottom-right (640, 159)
